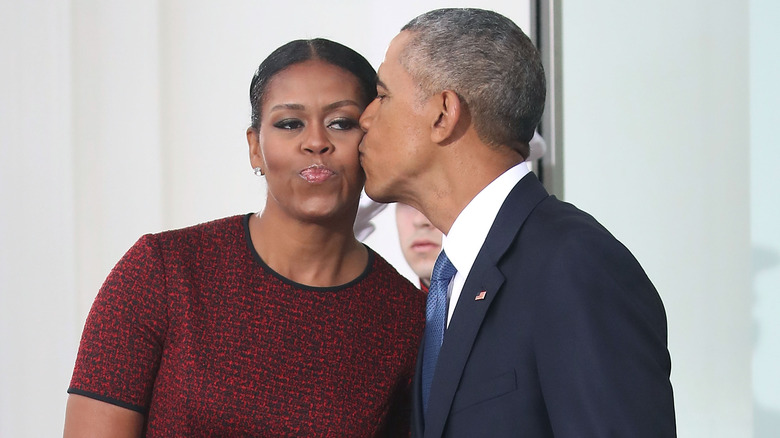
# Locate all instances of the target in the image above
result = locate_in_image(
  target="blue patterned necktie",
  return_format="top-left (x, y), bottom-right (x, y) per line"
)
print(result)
top-left (422, 250), bottom-right (457, 415)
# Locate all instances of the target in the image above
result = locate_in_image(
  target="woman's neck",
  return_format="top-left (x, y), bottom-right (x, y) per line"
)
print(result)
top-left (248, 211), bottom-right (367, 287)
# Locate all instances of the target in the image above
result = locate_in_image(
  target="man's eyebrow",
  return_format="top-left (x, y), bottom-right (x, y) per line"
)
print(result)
top-left (376, 76), bottom-right (388, 91)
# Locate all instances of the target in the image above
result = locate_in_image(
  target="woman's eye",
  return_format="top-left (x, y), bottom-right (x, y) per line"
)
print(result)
top-left (328, 118), bottom-right (358, 130)
top-left (273, 119), bottom-right (303, 130)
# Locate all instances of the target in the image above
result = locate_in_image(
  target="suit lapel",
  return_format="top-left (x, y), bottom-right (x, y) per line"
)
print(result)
top-left (422, 174), bottom-right (549, 437)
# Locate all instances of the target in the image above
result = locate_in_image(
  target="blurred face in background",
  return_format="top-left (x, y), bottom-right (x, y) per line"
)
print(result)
top-left (395, 203), bottom-right (442, 287)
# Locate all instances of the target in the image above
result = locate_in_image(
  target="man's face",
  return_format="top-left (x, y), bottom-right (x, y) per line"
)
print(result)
top-left (358, 32), bottom-right (434, 204)
top-left (396, 203), bottom-right (442, 287)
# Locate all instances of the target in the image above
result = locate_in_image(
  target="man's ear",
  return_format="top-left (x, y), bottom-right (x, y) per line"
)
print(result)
top-left (247, 127), bottom-right (265, 170)
top-left (430, 89), bottom-right (462, 144)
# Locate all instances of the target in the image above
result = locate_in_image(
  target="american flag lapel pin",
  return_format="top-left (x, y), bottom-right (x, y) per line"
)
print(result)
top-left (475, 290), bottom-right (487, 301)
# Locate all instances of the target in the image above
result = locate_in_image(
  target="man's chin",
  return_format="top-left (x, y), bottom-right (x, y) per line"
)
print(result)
top-left (363, 180), bottom-right (397, 204)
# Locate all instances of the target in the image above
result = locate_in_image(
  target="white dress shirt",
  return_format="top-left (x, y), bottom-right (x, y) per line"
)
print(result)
top-left (442, 162), bottom-right (530, 326)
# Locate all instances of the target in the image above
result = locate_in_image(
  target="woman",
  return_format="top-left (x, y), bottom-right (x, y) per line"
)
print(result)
top-left (64, 39), bottom-right (426, 437)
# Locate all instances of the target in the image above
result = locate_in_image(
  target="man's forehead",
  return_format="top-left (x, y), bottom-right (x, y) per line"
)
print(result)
top-left (376, 64), bottom-right (388, 89)
top-left (386, 31), bottom-right (411, 60)
top-left (376, 32), bottom-right (411, 89)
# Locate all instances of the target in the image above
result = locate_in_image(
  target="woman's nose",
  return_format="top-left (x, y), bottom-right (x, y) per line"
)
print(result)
top-left (303, 124), bottom-right (331, 154)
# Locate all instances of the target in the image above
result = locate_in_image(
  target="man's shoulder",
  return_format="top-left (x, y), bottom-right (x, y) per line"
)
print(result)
top-left (524, 196), bottom-right (611, 239)
top-left (508, 197), bottom-right (645, 276)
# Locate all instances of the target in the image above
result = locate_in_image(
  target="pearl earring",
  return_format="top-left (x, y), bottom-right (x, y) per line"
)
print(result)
top-left (253, 167), bottom-right (264, 177)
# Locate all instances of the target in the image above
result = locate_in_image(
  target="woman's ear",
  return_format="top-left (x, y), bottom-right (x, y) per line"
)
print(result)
top-left (430, 89), bottom-right (462, 144)
top-left (247, 127), bottom-right (265, 170)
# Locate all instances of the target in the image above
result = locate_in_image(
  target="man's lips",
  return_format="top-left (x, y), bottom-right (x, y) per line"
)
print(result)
top-left (410, 240), bottom-right (440, 252)
top-left (300, 164), bottom-right (335, 183)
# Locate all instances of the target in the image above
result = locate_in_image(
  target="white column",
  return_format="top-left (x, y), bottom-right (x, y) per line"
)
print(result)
top-left (0, 1), bottom-right (78, 436)
top-left (71, 0), bottom-right (164, 316)
top-left (750, 0), bottom-right (780, 436)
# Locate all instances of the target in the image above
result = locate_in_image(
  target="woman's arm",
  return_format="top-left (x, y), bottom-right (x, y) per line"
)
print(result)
top-left (64, 394), bottom-right (144, 438)
top-left (66, 234), bottom-right (168, 437)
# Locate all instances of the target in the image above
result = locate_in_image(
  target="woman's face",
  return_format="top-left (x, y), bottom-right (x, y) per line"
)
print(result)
top-left (248, 60), bottom-right (367, 224)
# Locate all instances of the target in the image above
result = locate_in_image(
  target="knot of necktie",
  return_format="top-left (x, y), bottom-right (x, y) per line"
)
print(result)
top-left (431, 251), bottom-right (457, 283)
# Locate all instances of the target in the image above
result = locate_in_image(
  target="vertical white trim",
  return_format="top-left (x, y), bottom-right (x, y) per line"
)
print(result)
top-left (537, 0), bottom-right (564, 198)
top-left (71, 1), bottom-right (164, 317)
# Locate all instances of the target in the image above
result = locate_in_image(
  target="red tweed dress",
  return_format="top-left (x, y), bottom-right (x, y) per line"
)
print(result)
top-left (68, 214), bottom-right (426, 437)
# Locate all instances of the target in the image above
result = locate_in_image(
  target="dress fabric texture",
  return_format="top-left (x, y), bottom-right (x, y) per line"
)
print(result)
top-left (68, 214), bottom-right (426, 437)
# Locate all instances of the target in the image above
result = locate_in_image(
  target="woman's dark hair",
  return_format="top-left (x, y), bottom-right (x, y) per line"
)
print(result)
top-left (249, 38), bottom-right (377, 129)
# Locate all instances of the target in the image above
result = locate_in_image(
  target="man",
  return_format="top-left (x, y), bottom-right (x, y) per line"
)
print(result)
top-left (359, 8), bottom-right (676, 438)
top-left (395, 203), bottom-right (443, 291)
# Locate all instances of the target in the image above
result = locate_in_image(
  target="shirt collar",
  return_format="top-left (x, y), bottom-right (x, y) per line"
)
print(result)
top-left (442, 162), bottom-right (529, 277)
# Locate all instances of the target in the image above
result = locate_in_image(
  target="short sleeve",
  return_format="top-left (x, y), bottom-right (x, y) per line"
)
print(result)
top-left (68, 234), bottom-right (169, 413)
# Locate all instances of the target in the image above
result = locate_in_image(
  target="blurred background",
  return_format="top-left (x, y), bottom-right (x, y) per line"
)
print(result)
top-left (1, 0), bottom-right (777, 436)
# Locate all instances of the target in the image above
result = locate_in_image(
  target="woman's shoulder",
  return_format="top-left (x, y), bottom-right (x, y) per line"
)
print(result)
top-left (360, 246), bottom-right (426, 333)
top-left (142, 214), bottom-right (247, 247)
top-left (365, 246), bottom-right (426, 297)
top-left (154, 214), bottom-right (246, 238)
top-left (124, 214), bottom-right (250, 267)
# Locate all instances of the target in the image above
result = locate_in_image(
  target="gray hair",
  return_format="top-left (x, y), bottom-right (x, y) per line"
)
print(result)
top-left (401, 8), bottom-right (546, 156)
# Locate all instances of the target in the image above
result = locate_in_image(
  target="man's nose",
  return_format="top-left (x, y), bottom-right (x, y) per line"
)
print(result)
top-left (359, 99), bottom-right (377, 132)
top-left (412, 210), bottom-right (434, 228)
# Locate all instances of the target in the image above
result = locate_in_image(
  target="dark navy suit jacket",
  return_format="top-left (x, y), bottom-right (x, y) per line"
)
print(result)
top-left (411, 173), bottom-right (676, 437)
